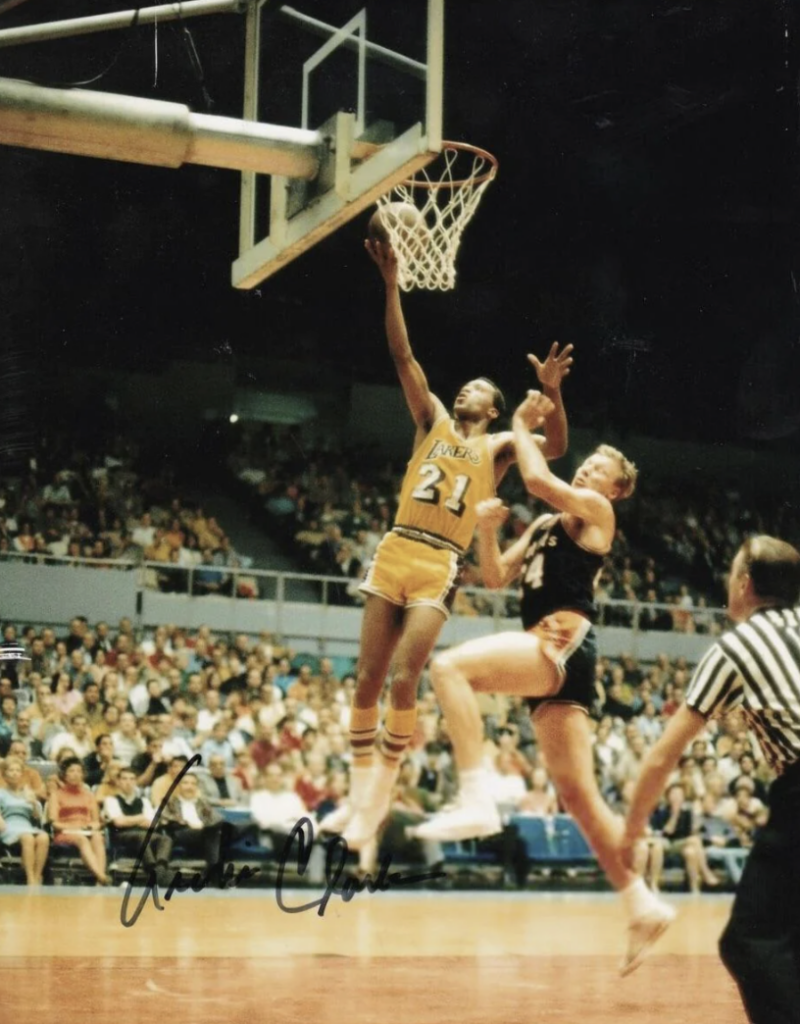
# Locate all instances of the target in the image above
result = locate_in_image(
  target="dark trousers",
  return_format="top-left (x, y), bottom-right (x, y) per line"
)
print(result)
top-left (170, 821), bottom-right (259, 867)
top-left (719, 765), bottom-right (800, 1023)
top-left (113, 828), bottom-right (173, 868)
top-left (477, 823), bottom-right (530, 887)
top-left (170, 822), bottom-right (227, 866)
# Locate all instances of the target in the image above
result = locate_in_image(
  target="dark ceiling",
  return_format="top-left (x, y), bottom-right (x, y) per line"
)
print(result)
top-left (0, 0), bottom-right (799, 455)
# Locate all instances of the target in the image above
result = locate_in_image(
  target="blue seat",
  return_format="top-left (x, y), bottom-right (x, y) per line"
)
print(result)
top-left (226, 836), bottom-right (271, 861)
top-left (511, 815), bottom-right (597, 867)
top-left (219, 807), bottom-right (253, 824)
top-left (511, 817), bottom-right (553, 861)
top-left (552, 816), bottom-right (595, 863)
top-left (216, 810), bottom-right (271, 860)
top-left (441, 839), bottom-right (498, 865)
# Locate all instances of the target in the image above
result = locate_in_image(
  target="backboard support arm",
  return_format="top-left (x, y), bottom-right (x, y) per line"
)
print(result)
top-left (0, 0), bottom-right (446, 290)
top-left (0, 0), bottom-right (246, 48)
top-left (0, 76), bottom-right (322, 176)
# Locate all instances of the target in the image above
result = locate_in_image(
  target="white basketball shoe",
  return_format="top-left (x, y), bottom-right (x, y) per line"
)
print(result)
top-left (405, 793), bottom-right (502, 842)
top-left (619, 898), bottom-right (677, 976)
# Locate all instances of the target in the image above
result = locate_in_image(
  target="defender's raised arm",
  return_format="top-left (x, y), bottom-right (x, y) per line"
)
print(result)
top-left (492, 343), bottom-right (573, 484)
top-left (511, 392), bottom-right (635, 538)
top-left (528, 341), bottom-right (573, 460)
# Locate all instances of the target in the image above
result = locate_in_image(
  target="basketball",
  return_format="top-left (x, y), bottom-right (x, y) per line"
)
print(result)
top-left (368, 201), bottom-right (424, 244)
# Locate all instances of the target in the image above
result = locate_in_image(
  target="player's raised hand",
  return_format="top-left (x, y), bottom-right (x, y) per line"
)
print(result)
top-left (528, 342), bottom-right (574, 389)
top-left (365, 237), bottom-right (399, 288)
top-left (476, 497), bottom-right (509, 528)
top-left (513, 389), bottom-right (555, 431)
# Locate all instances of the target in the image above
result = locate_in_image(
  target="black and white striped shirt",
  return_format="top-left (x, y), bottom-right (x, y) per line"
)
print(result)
top-left (686, 607), bottom-right (800, 773)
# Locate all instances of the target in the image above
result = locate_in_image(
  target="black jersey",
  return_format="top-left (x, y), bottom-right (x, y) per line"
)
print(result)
top-left (519, 514), bottom-right (605, 628)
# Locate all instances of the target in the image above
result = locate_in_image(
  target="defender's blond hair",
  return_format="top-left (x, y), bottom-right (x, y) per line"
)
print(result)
top-left (594, 444), bottom-right (638, 500)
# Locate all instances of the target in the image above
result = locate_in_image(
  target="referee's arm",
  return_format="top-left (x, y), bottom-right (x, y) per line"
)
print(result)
top-left (621, 705), bottom-right (707, 856)
top-left (622, 640), bottom-right (742, 859)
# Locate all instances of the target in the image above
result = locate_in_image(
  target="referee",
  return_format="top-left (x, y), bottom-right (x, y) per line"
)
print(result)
top-left (621, 535), bottom-right (800, 1021)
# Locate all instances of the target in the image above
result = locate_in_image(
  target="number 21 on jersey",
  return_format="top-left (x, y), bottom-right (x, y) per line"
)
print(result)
top-left (411, 463), bottom-right (471, 518)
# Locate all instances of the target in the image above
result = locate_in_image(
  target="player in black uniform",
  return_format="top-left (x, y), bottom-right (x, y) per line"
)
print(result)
top-left (410, 390), bottom-right (675, 974)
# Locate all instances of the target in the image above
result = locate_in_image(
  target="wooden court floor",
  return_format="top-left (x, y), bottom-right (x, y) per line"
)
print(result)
top-left (0, 886), bottom-right (746, 1024)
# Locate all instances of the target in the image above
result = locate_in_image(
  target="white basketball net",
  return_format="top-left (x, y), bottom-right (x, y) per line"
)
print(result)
top-left (376, 144), bottom-right (498, 292)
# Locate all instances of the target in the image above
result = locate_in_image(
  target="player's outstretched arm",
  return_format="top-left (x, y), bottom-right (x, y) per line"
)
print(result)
top-left (528, 341), bottom-right (573, 460)
top-left (511, 391), bottom-right (610, 526)
top-left (475, 498), bottom-right (534, 590)
top-left (366, 239), bottom-right (446, 434)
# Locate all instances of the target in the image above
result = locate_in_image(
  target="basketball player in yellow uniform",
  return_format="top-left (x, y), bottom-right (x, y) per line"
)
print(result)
top-left (325, 239), bottom-right (574, 851)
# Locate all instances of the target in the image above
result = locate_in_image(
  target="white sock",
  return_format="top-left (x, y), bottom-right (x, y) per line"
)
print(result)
top-left (348, 764), bottom-right (374, 809)
top-left (458, 767), bottom-right (490, 803)
top-left (621, 877), bottom-right (659, 921)
top-left (370, 760), bottom-right (400, 805)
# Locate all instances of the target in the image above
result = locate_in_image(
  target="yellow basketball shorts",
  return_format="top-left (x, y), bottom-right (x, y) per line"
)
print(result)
top-left (359, 531), bottom-right (464, 618)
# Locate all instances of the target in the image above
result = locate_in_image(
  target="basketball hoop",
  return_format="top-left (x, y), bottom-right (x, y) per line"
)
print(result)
top-left (374, 141), bottom-right (498, 292)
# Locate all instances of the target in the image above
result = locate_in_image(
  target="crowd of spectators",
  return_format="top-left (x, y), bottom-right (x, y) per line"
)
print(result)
top-left (227, 423), bottom-right (790, 632)
top-left (630, 482), bottom-right (800, 604)
top-left (229, 424), bottom-right (397, 606)
top-left (0, 615), bottom-right (775, 891)
top-left (3, 423), bottom-right (796, 634)
top-left (0, 438), bottom-right (253, 596)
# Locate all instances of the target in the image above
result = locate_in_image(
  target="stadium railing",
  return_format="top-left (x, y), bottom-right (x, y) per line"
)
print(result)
top-left (0, 550), bottom-right (729, 662)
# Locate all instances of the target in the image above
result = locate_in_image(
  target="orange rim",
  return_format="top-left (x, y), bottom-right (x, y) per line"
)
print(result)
top-left (401, 141), bottom-right (499, 189)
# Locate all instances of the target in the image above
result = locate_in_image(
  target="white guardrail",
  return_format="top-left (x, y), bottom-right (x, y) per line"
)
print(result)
top-left (0, 550), bottom-right (729, 660)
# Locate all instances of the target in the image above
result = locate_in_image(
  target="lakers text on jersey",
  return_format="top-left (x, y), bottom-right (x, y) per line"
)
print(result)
top-left (393, 416), bottom-right (496, 554)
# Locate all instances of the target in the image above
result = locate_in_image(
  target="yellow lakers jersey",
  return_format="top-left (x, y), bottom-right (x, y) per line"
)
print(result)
top-left (394, 416), bottom-right (496, 553)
